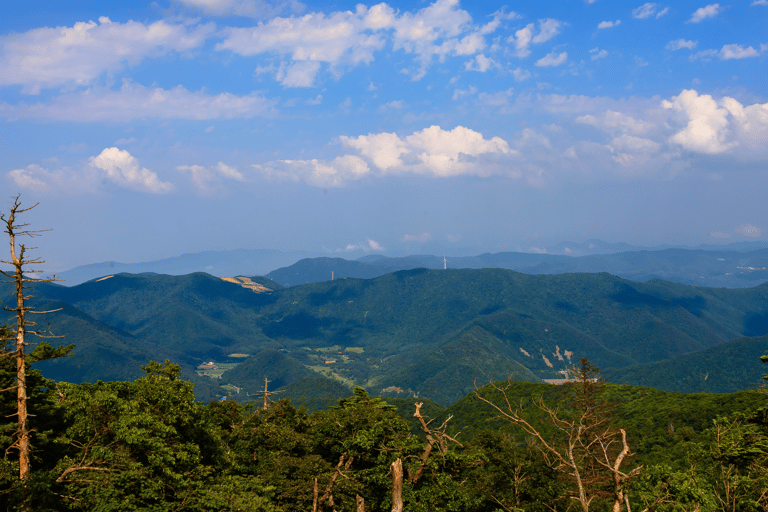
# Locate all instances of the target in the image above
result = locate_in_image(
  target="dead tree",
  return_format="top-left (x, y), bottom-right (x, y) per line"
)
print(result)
top-left (254, 377), bottom-right (280, 410)
top-left (473, 378), bottom-right (641, 512)
top-left (407, 401), bottom-right (463, 485)
top-left (0, 195), bottom-right (65, 481)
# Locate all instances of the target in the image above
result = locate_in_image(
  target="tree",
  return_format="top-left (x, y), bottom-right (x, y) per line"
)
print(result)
top-left (474, 359), bottom-right (642, 512)
top-left (0, 195), bottom-right (68, 484)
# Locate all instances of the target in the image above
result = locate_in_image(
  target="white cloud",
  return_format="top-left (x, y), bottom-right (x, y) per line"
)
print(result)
top-left (532, 19), bottom-right (562, 44)
top-left (535, 51), bottom-right (568, 67)
top-left (598, 20), bottom-right (621, 29)
top-left (632, 3), bottom-right (667, 19)
top-left (0, 17), bottom-right (214, 93)
top-left (509, 23), bottom-right (534, 58)
top-left (608, 134), bottom-right (661, 153)
top-left (255, 154), bottom-right (370, 187)
top-left (666, 39), bottom-right (698, 50)
top-left (402, 232), bottom-right (432, 242)
top-left (575, 110), bottom-right (653, 134)
top-left (89, 148), bottom-right (174, 193)
top-left (465, 53), bottom-right (499, 72)
top-left (305, 94), bottom-right (323, 105)
top-left (7, 164), bottom-right (73, 192)
top-left (512, 67), bottom-right (531, 81)
top-left (339, 239), bottom-right (385, 252)
top-left (589, 47), bottom-right (608, 60)
top-left (661, 90), bottom-right (768, 155)
top-left (218, 0), bottom-right (503, 84)
top-left (276, 60), bottom-right (322, 87)
top-left (347, 125), bottom-right (515, 177)
top-left (176, 161), bottom-right (244, 195)
top-left (255, 125), bottom-right (518, 186)
top-left (752, 0), bottom-right (768, 5)
top-left (340, 132), bottom-right (410, 170)
top-left (508, 18), bottom-right (563, 58)
top-left (688, 4), bottom-right (722, 23)
top-left (177, 0), bottom-right (306, 18)
top-left (478, 88), bottom-right (514, 107)
top-left (452, 86), bottom-right (477, 100)
top-left (691, 44), bottom-right (762, 61)
top-left (0, 81), bottom-right (276, 122)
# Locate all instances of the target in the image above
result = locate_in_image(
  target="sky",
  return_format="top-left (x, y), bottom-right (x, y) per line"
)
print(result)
top-left (0, 0), bottom-right (767, 273)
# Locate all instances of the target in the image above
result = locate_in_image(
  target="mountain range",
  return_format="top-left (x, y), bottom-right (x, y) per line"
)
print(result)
top-left (54, 240), bottom-right (768, 287)
top-left (2, 265), bottom-right (767, 406)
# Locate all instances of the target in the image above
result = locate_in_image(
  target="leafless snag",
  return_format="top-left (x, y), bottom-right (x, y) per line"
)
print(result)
top-left (390, 458), bottom-right (403, 512)
top-left (0, 194), bottom-right (66, 485)
top-left (473, 377), bottom-right (642, 512)
top-left (254, 377), bottom-right (281, 410)
top-left (407, 401), bottom-right (463, 485)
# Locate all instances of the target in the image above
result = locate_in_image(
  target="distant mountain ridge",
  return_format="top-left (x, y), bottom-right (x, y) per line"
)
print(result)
top-left (50, 240), bottom-right (768, 286)
top-left (266, 247), bottom-right (768, 289)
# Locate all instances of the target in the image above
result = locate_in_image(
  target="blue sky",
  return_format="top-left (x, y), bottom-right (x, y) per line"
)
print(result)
top-left (1, 0), bottom-right (767, 272)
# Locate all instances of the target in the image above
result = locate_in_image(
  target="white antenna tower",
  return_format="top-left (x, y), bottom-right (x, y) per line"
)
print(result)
top-left (443, 256), bottom-right (448, 270)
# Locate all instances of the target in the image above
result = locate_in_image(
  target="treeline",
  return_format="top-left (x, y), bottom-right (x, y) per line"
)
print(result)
top-left (1, 346), bottom-right (768, 511)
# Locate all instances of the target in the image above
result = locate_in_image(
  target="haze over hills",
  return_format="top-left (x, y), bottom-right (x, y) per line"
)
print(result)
top-left (54, 240), bottom-right (768, 287)
top-left (3, 267), bottom-right (768, 405)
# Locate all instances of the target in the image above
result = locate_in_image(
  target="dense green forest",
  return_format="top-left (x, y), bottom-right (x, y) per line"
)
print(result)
top-left (5, 268), bottom-right (768, 406)
top-left (2, 322), bottom-right (767, 512)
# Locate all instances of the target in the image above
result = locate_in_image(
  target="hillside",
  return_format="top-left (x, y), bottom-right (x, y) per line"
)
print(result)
top-left (3, 268), bottom-right (768, 405)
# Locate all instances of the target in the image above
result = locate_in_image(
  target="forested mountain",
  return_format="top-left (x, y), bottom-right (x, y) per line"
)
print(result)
top-left (3, 267), bottom-right (768, 405)
top-left (266, 247), bottom-right (768, 288)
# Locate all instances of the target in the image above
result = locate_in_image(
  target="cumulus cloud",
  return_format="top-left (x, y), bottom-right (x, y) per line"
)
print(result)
top-left (512, 67), bottom-right (531, 81)
top-left (752, 0), bottom-right (768, 5)
top-left (89, 147), bottom-right (174, 193)
top-left (508, 18), bottom-right (563, 58)
top-left (275, 60), bottom-right (322, 87)
top-left (598, 20), bottom-right (621, 29)
top-left (666, 39), bottom-right (698, 50)
top-left (255, 125), bottom-right (517, 186)
top-left (176, 161), bottom-right (244, 195)
top-left (464, 53), bottom-right (499, 72)
top-left (662, 89), bottom-right (768, 155)
top-left (217, 0), bottom-right (506, 84)
top-left (7, 164), bottom-right (75, 192)
top-left (177, 0), bottom-right (306, 18)
top-left (0, 17), bottom-right (213, 93)
top-left (0, 81), bottom-right (277, 122)
top-left (632, 3), bottom-right (668, 19)
top-left (690, 44), bottom-right (762, 61)
top-left (688, 4), bottom-right (722, 23)
top-left (535, 51), bottom-right (568, 67)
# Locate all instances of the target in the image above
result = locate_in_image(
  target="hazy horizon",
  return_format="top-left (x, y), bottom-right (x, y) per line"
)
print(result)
top-left (2, 0), bottom-right (767, 273)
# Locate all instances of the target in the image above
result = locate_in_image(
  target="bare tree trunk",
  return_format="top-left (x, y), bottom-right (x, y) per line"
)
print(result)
top-left (356, 494), bottom-right (364, 512)
top-left (313, 477), bottom-right (318, 512)
top-left (1, 196), bottom-right (66, 512)
top-left (391, 458), bottom-right (403, 512)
